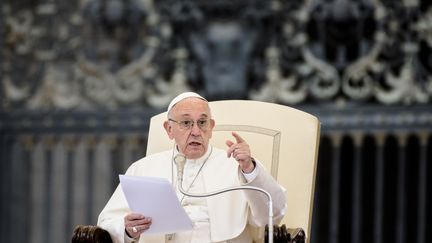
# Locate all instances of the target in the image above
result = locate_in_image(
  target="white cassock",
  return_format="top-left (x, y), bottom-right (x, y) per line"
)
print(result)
top-left (97, 146), bottom-right (287, 243)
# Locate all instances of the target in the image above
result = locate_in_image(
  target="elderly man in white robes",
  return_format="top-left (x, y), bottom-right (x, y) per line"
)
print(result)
top-left (97, 92), bottom-right (287, 243)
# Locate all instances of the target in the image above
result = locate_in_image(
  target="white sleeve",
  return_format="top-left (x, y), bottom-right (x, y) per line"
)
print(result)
top-left (241, 163), bottom-right (258, 182)
top-left (238, 161), bottom-right (287, 227)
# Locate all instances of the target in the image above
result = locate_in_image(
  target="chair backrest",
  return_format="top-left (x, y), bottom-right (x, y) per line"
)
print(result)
top-left (146, 100), bottom-right (320, 242)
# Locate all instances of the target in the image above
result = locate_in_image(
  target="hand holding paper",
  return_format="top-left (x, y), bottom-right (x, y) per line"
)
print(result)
top-left (119, 175), bottom-right (193, 235)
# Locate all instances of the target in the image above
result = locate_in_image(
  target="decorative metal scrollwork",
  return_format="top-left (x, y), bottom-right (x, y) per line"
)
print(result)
top-left (1, 0), bottom-right (432, 111)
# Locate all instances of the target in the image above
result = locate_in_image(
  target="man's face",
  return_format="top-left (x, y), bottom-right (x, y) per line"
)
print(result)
top-left (164, 98), bottom-right (215, 159)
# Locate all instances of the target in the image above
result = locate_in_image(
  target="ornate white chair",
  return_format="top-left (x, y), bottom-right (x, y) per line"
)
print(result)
top-left (147, 100), bottom-right (320, 243)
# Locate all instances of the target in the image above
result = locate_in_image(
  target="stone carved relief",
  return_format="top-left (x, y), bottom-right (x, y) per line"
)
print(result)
top-left (1, 0), bottom-right (432, 111)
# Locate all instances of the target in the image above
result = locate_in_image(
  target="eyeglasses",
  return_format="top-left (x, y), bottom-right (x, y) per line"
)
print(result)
top-left (168, 118), bottom-right (210, 130)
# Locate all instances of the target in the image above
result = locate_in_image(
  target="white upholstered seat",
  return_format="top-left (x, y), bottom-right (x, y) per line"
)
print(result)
top-left (146, 100), bottom-right (320, 243)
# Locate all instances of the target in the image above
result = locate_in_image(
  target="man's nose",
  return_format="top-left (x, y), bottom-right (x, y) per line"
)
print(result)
top-left (190, 122), bottom-right (201, 135)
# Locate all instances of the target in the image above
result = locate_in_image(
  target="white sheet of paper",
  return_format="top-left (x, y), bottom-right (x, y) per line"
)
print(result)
top-left (119, 175), bottom-right (193, 234)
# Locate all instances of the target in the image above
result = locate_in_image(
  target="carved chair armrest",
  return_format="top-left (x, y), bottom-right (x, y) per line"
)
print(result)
top-left (265, 224), bottom-right (306, 243)
top-left (71, 225), bottom-right (113, 243)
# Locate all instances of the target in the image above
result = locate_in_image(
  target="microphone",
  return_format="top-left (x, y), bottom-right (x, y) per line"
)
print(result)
top-left (173, 153), bottom-right (274, 243)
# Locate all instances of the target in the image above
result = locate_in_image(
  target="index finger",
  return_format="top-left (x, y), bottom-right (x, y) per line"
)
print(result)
top-left (125, 213), bottom-right (145, 221)
top-left (231, 132), bottom-right (245, 143)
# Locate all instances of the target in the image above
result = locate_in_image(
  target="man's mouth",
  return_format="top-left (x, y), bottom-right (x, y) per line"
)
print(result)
top-left (188, 141), bottom-right (202, 146)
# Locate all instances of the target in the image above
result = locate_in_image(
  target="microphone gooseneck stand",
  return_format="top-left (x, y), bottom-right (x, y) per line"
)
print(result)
top-left (174, 154), bottom-right (274, 243)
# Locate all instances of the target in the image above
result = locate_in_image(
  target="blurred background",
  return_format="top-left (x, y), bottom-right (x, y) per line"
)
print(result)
top-left (1, 0), bottom-right (432, 242)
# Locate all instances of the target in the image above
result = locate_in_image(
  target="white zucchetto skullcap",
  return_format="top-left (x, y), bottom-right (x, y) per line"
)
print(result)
top-left (167, 92), bottom-right (207, 114)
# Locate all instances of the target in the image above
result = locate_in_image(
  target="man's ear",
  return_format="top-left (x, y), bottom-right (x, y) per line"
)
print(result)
top-left (163, 121), bottom-right (174, 139)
